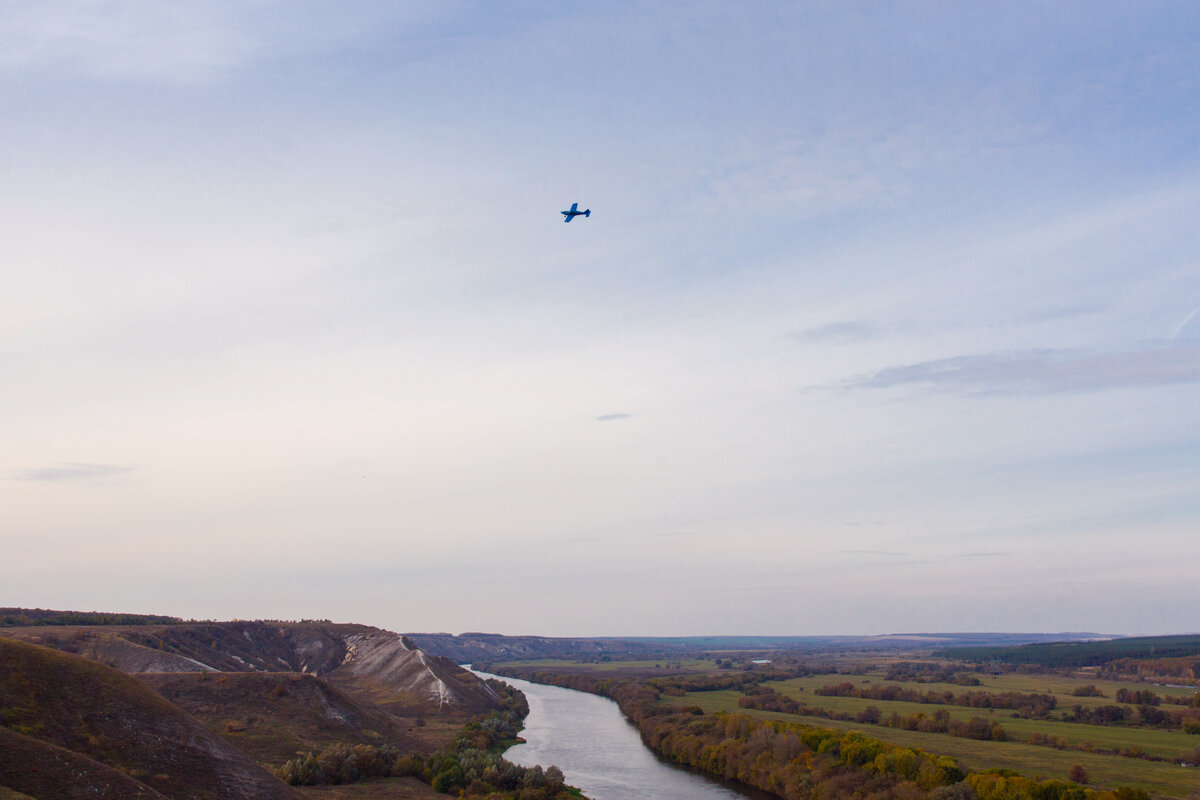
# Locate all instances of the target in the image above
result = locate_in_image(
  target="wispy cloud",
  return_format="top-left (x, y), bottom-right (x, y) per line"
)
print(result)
top-left (793, 321), bottom-right (880, 345)
top-left (595, 413), bottom-right (632, 422)
top-left (0, 1), bottom-right (444, 84)
top-left (1017, 305), bottom-right (1101, 324)
top-left (1173, 308), bottom-right (1200, 340)
top-left (839, 550), bottom-right (1009, 562)
top-left (837, 343), bottom-right (1200, 394)
top-left (12, 463), bottom-right (133, 482)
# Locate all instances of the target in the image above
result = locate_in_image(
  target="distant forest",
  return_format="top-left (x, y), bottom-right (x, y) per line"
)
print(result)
top-left (0, 607), bottom-right (184, 627)
top-left (936, 635), bottom-right (1200, 667)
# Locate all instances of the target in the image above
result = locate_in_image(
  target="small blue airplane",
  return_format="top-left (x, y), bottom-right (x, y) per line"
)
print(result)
top-left (561, 202), bottom-right (591, 223)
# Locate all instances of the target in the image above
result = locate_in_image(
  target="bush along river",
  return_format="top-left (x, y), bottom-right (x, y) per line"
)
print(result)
top-left (472, 670), bottom-right (768, 800)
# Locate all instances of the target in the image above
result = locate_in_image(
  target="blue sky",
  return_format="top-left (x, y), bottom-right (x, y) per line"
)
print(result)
top-left (2, 2), bottom-right (1199, 636)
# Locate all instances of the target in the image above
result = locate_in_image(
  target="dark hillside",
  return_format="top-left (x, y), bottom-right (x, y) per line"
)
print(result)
top-left (0, 637), bottom-right (299, 800)
top-left (139, 671), bottom-right (429, 765)
top-left (936, 634), bottom-right (1200, 668)
top-left (0, 726), bottom-right (170, 800)
top-left (409, 631), bottom-right (1108, 663)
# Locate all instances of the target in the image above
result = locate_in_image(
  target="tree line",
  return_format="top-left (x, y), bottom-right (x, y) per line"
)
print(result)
top-left (738, 687), bottom-right (1008, 742)
top-left (815, 682), bottom-right (1058, 718)
top-left (935, 636), bottom-right (1200, 668)
top-left (0, 608), bottom-right (184, 627)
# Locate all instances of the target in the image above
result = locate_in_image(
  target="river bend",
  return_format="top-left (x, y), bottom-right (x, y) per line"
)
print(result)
top-left (473, 671), bottom-right (763, 800)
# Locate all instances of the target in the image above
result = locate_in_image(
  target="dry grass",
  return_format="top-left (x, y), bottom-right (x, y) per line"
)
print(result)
top-left (295, 777), bottom-right (441, 799)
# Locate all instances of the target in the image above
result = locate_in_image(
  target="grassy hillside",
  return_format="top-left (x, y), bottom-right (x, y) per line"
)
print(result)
top-left (0, 636), bottom-right (299, 800)
top-left (0, 786), bottom-right (37, 800)
top-left (139, 671), bottom-right (429, 766)
top-left (0, 726), bottom-right (170, 800)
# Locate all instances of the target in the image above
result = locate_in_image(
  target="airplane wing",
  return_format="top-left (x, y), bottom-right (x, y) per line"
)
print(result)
top-left (569, 203), bottom-right (578, 213)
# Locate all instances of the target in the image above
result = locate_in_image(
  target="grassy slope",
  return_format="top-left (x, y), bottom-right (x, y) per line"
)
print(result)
top-left (0, 788), bottom-right (37, 800)
top-left (138, 671), bottom-right (429, 767)
top-left (0, 636), bottom-right (299, 800)
top-left (294, 778), bottom-right (443, 799)
top-left (0, 726), bottom-right (170, 800)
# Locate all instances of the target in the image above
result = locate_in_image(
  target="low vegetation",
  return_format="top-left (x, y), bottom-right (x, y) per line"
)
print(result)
top-left (277, 682), bottom-right (582, 799)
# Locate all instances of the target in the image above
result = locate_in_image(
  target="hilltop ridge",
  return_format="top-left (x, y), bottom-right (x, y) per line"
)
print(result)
top-left (3, 618), bottom-right (499, 716)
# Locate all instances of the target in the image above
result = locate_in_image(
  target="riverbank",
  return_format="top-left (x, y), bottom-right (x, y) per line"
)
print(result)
top-left (474, 670), bottom-right (766, 800)
top-left (486, 666), bottom-right (1158, 800)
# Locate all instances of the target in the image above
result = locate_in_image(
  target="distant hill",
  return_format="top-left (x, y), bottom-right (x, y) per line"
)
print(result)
top-left (405, 632), bottom-right (667, 664)
top-left (935, 633), bottom-right (1200, 669)
top-left (0, 636), bottom-right (298, 800)
top-left (408, 631), bottom-right (1109, 663)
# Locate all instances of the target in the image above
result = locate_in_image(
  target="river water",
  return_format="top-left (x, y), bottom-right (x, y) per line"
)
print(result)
top-left (472, 671), bottom-right (764, 800)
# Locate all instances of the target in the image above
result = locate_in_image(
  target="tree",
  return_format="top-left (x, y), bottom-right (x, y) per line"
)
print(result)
top-left (930, 782), bottom-right (979, 800)
top-left (1068, 765), bottom-right (1088, 784)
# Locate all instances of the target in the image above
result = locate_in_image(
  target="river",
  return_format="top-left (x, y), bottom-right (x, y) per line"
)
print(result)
top-left (472, 671), bottom-right (768, 800)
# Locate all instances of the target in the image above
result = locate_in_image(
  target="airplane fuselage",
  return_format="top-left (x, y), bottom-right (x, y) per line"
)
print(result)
top-left (561, 202), bottom-right (591, 222)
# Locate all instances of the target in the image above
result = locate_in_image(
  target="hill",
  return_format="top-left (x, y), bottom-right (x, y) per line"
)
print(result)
top-left (3, 620), bottom-right (500, 716)
top-left (408, 631), bottom-right (1109, 664)
top-left (935, 634), bottom-right (1200, 670)
top-left (0, 636), bottom-right (298, 800)
top-left (138, 670), bottom-right (428, 765)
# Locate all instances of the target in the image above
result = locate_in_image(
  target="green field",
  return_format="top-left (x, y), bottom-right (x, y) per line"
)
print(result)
top-left (666, 666), bottom-right (1200, 798)
top-left (677, 689), bottom-right (1199, 797)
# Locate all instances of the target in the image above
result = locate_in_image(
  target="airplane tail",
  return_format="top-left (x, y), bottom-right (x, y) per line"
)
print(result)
top-left (584, 209), bottom-right (591, 217)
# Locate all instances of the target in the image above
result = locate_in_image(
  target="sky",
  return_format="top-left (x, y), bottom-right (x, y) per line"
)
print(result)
top-left (3, 1), bottom-right (1199, 637)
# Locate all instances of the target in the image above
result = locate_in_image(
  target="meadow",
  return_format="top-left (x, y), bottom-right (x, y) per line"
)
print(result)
top-left (676, 668), bottom-right (1199, 798)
